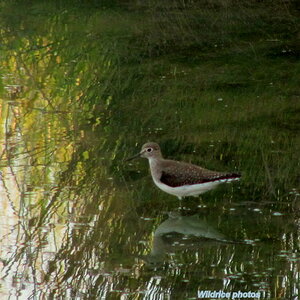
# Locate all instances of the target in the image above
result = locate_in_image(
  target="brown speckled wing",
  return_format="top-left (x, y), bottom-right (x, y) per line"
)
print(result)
top-left (160, 160), bottom-right (240, 188)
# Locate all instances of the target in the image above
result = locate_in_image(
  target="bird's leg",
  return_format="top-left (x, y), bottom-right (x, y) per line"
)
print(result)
top-left (177, 196), bottom-right (184, 212)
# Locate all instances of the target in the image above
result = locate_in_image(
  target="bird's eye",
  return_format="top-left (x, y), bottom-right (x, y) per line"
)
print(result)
top-left (147, 148), bottom-right (153, 152)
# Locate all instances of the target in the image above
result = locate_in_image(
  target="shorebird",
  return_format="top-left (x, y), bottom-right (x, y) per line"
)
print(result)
top-left (126, 142), bottom-right (240, 199)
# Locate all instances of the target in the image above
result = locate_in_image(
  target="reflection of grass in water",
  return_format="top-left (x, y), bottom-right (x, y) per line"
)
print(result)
top-left (148, 48), bottom-right (299, 197)
top-left (1, 0), bottom-right (299, 200)
top-left (80, 1), bottom-right (299, 199)
top-left (115, 36), bottom-right (299, 199)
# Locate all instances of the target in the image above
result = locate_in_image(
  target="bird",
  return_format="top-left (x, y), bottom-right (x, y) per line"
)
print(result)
top-left (126, 142), bottom-right (241, 199)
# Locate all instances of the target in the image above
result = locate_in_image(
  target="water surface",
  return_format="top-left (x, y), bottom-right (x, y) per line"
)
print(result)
top-left (0, 1), bottom-right (299, 299)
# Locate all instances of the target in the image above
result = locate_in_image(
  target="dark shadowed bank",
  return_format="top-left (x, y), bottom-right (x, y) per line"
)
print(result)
top-left (0, 0), bottom-right (299, 299)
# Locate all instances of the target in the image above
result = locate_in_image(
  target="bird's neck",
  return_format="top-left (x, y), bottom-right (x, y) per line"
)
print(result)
top-left (148, 157), bottom-right (163, 180)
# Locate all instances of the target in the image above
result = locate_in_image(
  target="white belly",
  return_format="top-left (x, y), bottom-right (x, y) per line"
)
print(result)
top-left (153, 178), bottom-right (239, 199)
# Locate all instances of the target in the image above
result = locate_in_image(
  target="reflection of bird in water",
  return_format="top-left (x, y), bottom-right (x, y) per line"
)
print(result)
top-left (126, 142), bottom-right (240, 199)
top-left (143, 212), bottom-right (227, 265)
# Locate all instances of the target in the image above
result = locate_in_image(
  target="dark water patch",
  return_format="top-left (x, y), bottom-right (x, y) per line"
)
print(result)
top-left (266, 43), bottom-right (300, 60)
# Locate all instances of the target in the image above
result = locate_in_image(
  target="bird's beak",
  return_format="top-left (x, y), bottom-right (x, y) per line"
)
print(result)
top-left (125, 152), bottom-right (142, 162)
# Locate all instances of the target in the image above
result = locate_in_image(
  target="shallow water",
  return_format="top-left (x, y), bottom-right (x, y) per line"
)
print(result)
top-left (0, 1), bottom-right (300, 299)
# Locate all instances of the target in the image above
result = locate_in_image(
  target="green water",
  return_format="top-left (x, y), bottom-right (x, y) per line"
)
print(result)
top-left (0, 1), bottom-right (299, 299)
